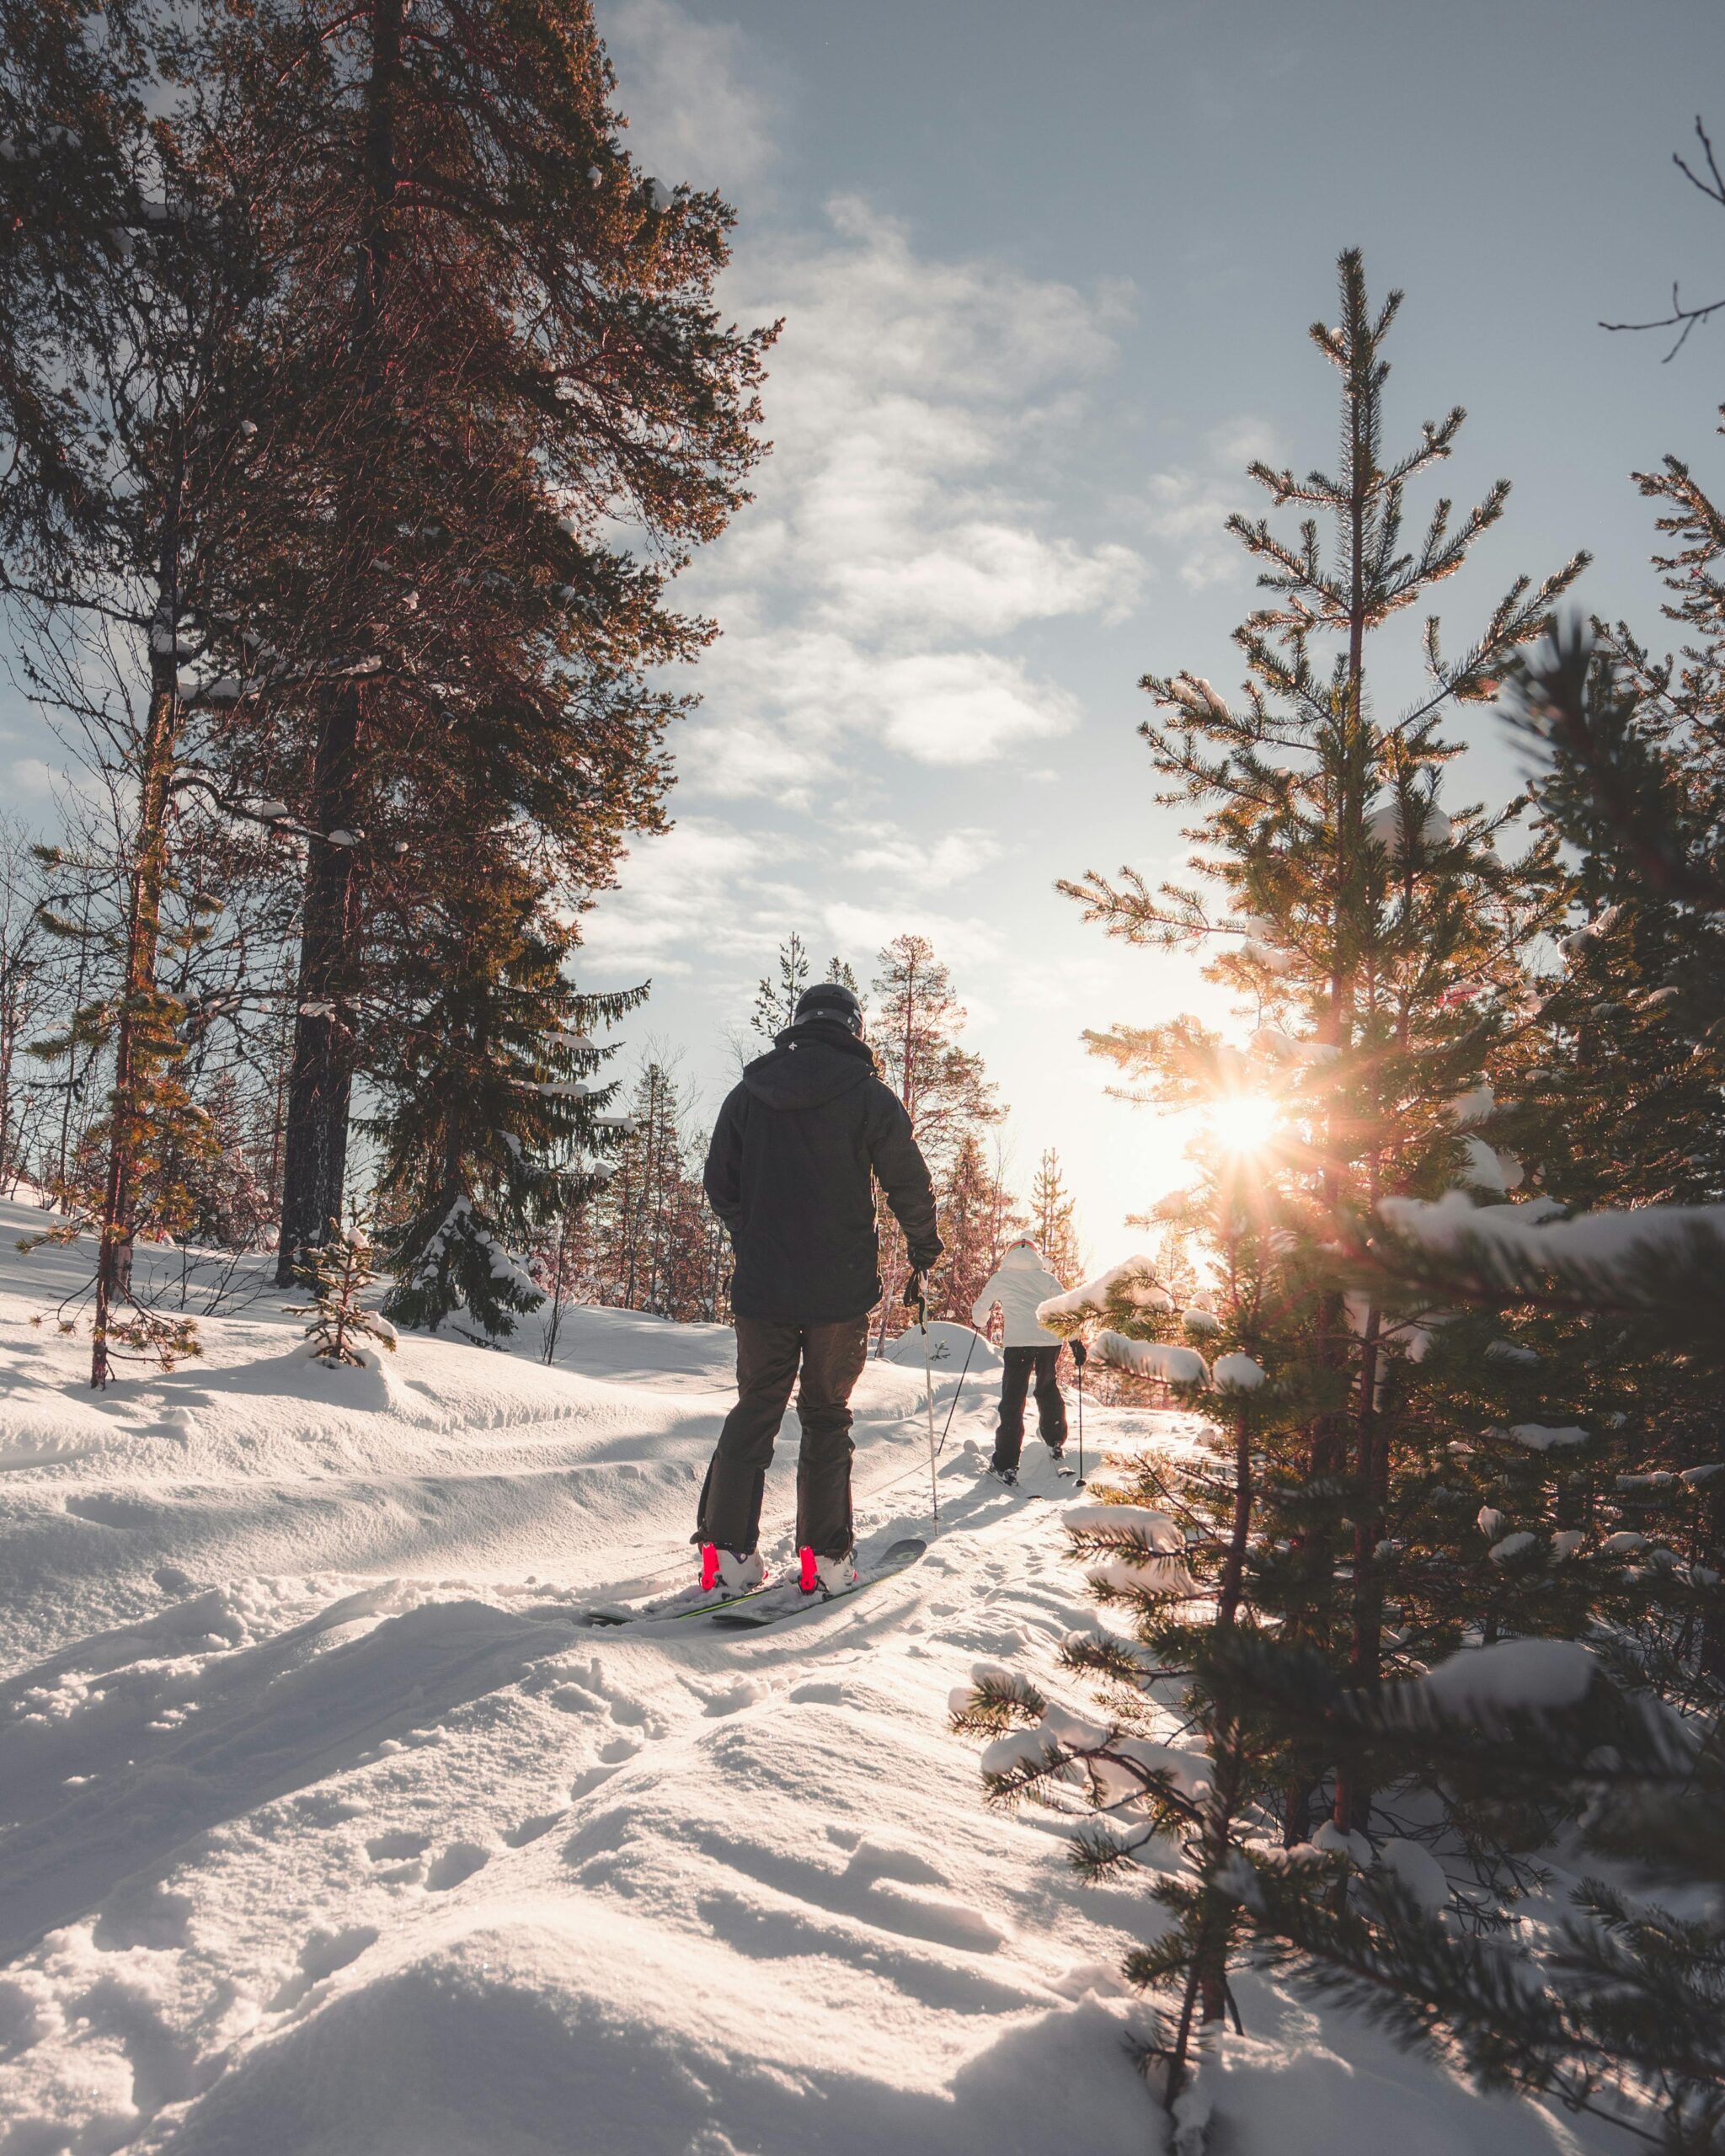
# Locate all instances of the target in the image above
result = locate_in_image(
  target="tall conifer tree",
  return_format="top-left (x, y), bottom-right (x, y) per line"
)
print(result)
top-left (0, 0), bottom-right (295, 1378)
top-left (995, 251), bottom-right (1591, 2111)
top-left (226, 0), bottom-right (773, 1278)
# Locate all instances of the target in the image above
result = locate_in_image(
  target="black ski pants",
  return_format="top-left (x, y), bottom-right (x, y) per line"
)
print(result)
top-left (697, 1314), bottom-right (870, 1559)
top-left (991, 1345), bottom-right (1068, 1470)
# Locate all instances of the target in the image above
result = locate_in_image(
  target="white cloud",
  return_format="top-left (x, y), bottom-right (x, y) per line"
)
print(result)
top-left (598, 0), bottom-right (776, 195)
top-left (578, 819), bottom-right (777, 975)
top-left (7, 758), bottom-right (60, 800)
top-left (581, 184), bottom-right (1148, 1000)
top-left (821, 899), bottom-right (999, 974)
top-left (845, 826), bottom-right (1001, 891)
top-left (873, 650), bottom-right (1080, 764)
top-left (677, 201), bottom-right (1143, 798)
top-left (1132, 416), bottom-right (1282, 592)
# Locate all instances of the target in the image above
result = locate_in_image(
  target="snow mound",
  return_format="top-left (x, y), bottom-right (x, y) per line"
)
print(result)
top-left (881, 1321), bottom-right (1001, 1373)
top-left (165, 1908), bottom-right (1153, 2156)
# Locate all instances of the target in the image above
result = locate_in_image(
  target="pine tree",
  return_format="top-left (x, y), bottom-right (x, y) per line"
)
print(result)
top-left (1029, 1146), bottom-right (1084, 1282)
top-left (825, 954), bottom-right (863, 1012)
top-left (0, 0), bottom-right (296, 1379)
top-left (983, 1139), bottom-right (1031, 1277)
top-left (931, 1129), bottom-right (999, 1323)
top-left (232, 0), bottom-right (774, 1279)
top-left (869, 932), bottom-right (1002, 1342)
top-left (582, 1059), bottom-right (724, 1321)
top-left (751, 933), bottom-right (809, 1039)
top-left (288, 1219), bottom-right (398, 1365)
top-left (962, 251), bottom-right (1593, 2122)
top-left (1064, 247), bottom-right (1586, 1817)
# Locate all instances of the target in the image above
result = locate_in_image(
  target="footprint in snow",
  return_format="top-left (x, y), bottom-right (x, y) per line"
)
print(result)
top-left (92, 1882), bottom-right (195, 1953)
top-left (296, 1923), bottom-right (377, 1981)
top-left (366, 1830), bottom-right (430, 1862)
top-left (596, 1736), bottom-right (639, 1764)
top-left (425, 1843), bottom-right (490, 1892)
top-left (845, 1838), bottom-right (948, 1891)
top-left (270, 1924), bottom-right (377, 2009)
top-left (503, 1812), bottom-right (564, 1848)
top-left (63, 1492), bottom-right (152, 1529)
top-left (1049, 1959), bottom-right (1134, 2000)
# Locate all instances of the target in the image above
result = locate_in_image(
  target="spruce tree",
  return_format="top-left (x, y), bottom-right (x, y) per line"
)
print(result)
top-left (225, 0), bottom-right (774, 1280)
top-left (959, 251), bottom-right (1591, 2122)
top-left (371, 862), bottom-right (638, 1337)
top-left (370, 846), bottom-right (641, 1338)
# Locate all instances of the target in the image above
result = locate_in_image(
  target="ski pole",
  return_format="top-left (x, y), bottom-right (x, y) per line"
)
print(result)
top-left (906, 1270), bottom-right (938, 1523)
top-left (1072, 1336), bottom-right (1087, 1489)
top-left (934, 1325), bottom-right (980, 1460)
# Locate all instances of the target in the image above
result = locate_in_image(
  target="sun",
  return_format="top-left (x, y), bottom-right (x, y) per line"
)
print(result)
top-left (1204, 1091), bottom-right (1280, 1157)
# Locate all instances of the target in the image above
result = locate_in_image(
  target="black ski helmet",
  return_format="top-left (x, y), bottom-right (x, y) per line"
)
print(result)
top-left (793, 982), bottom-right (864, 1037)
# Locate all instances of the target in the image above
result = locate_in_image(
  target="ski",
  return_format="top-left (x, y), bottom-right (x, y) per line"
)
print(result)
top-left (579, 1574), bottom-right (780, 1629)
top-left (707, 1537), bottom-right (927, 1630)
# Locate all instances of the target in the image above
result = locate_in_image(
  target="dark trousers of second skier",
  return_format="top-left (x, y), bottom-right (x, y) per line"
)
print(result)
top-left (990, 1346), bottom-right (1068, 1471)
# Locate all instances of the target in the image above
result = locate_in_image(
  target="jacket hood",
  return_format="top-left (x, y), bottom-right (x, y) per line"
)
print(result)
top-left (742, 1017), bottom-right (878, 1111)
top-left (1001, 1241), bottom-right (1045, 1267)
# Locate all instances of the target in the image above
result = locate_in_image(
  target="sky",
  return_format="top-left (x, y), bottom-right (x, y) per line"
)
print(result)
top-left (6, 0), bottom-right (1725, 1266)
top-left (557, 0), bottom-right (1725, 1259)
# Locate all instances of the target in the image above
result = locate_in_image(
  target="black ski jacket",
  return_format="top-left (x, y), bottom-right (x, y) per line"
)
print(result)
top-left (703, 1017), bottom-right (942, 1324)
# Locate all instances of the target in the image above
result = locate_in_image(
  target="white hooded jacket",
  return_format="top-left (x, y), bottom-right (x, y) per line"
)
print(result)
top-left (972, 1241), bottom-right (1067, 1349)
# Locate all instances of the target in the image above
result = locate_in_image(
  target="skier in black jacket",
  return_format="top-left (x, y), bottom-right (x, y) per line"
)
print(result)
top-left (697, 980), bottom-right (942, 1600)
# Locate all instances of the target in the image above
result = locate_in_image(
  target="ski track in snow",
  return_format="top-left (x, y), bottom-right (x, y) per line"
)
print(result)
top-left (0, 1201), bottom-right (1594, 2155)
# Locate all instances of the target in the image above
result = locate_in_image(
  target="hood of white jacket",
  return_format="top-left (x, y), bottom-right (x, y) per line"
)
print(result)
top-left (973, 1244), bottom-right (1068, 1346)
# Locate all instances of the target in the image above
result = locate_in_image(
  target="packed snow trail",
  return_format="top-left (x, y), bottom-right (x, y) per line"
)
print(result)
top-left (0, 1200), bottom-right (1593, 2154)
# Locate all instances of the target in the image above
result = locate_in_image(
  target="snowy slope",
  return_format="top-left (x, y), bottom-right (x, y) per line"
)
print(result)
top-left (0, 1200), bottom-right (1589, 2155)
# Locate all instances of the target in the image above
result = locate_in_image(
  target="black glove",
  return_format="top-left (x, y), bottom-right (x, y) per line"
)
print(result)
top-left (902, 1272), bottom-right (927, 1310)
top-left (908, 1243), bottom-right (943, 1273)
top-left (1070, 1337), bottom-right (1088, 1369)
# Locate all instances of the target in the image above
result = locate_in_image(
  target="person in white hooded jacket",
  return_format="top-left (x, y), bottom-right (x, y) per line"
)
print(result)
top-left (971, 1238), bottom-right (1073, 1484)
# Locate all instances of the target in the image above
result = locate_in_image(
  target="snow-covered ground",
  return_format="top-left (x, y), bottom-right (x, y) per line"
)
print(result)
top-left (0, 1198), bottom-right (1590, 2155)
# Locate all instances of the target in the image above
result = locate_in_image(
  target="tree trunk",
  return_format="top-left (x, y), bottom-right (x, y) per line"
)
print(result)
top-left (1701, 1479), bottom-right (1725, 1685)
top-left (277, 684), bottom-right (361, 1282)
top-left (1216, 1408), bottom-right (1253, 1630)
top-left (93, 662), bottom-right (180, 1385)
top-left (1335, 1305), bottom-right (1384, 1834)
top-left (275, 0), bottom-right (403, 1279)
